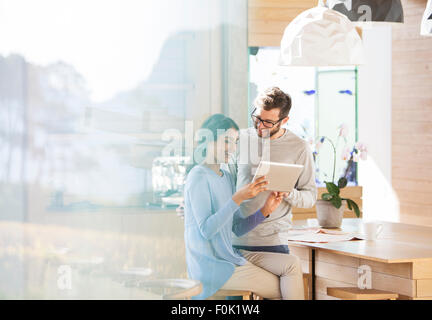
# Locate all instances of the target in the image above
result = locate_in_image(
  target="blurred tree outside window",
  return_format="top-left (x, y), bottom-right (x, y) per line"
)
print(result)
top-left (0, 0), bottom-right (248, 218)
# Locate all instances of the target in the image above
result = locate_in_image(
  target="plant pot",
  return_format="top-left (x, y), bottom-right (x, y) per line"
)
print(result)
top-left (316, 200), bottom-right (347, 228)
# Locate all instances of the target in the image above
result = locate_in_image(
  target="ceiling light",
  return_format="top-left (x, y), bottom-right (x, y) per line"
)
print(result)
top-left (421, 0), bottom-right (432, 36)
top-left (279, 5), bottom-right (365, 66)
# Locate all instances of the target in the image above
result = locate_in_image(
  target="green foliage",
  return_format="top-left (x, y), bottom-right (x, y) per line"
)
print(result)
top-left (338, 177), bottom-right (348, 188)
top-left (322, 193), bottom-right (333, 201)
top-left (344, 198), bottom-right (361, 218)
top-left (330, 195), bottom-right (342, 209)
top-left (325, 182), bottom-right (339, 195)
top-left (321, 178), bottom-right (361, 218)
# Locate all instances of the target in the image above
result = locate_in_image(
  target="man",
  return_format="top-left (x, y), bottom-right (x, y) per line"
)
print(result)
top-left (229, 87), bottom-right (317, 254)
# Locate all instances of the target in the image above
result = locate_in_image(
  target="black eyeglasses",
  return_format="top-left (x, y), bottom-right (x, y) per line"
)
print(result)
top-left (250, 107), bottom-right (283, 128)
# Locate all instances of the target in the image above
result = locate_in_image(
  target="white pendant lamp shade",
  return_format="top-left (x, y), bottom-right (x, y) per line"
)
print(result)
top-left (326, 0), bottom-right (404, 23)
top-left (279, 6), bottom-right (365, 66)
top-left (421, 0), bottom-right (432, 36)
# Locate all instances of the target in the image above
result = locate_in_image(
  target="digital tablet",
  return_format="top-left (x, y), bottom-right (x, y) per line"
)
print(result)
top-left (252, 161), bottom-right (304, 192)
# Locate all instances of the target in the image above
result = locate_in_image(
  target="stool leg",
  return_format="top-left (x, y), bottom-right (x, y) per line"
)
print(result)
top-left (303, 275), bottom-right (309, 300)
top-left (253, 293), bottom-right (263, 300)
top-left (243, 293), bottom-right (251, 300)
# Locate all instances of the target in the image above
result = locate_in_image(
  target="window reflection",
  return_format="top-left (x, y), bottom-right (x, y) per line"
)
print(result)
top-left (0, 0), bottom-right (248, 299)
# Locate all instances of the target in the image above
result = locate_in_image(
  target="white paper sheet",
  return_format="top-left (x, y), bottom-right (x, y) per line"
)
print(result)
top-left (285, 227), bottom-right (360, 243)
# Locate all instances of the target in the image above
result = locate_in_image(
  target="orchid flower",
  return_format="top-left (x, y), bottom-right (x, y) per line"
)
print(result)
top-left (341, 147), bottom-right (351, 161)
top-left (355, 142), bottom-right (367, 152)
top-left (353, 152), bottom-right (360, 163)
top-left (338, 123), bottom-right (349, 138)
top-left (354, 141), bottom-right (368, 161)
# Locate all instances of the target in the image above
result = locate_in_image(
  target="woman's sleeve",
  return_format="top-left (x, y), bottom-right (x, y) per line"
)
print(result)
top-left (232, 209), bottom-right (266, 237)
top-left (223, 169), bottom-right (266, 237)
top-left (186, 171), bottom-right (240, 240)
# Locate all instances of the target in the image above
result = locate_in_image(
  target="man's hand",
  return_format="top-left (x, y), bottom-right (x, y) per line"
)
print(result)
top-left (232, 176), bottom-right (269, 205)
top-left (261, 192), bottom-right (288, 217)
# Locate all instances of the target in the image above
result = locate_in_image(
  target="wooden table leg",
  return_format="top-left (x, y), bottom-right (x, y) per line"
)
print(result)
top-left (311, 248), bottom-right (316, 300)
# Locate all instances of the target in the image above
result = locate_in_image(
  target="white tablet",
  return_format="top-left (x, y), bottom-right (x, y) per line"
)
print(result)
top-left (252, 161), bottom-right (304, 192)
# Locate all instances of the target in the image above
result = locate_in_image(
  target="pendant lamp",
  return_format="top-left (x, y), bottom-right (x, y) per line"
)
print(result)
top-left (421, 0), bottom-right (432, 36)
top-left (279, 5), bottom-right (365, 66)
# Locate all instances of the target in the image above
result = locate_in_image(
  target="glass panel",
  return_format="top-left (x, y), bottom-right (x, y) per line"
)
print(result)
top-left (316, 68), bottom-right (358, 185)
top-left (0, 0), bottom-right (247, 299)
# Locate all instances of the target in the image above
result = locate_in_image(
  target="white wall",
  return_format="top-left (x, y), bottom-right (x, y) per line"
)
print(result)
top-left (357, 25), bottom-right (399, 222)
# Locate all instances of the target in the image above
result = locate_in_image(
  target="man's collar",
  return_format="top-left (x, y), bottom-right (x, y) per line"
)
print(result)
top-left (270, 128), bottom-right (287, 141)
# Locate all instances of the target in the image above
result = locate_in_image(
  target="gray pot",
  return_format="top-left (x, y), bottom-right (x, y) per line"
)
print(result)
top-left (316, 200), bottom-right (346, 228)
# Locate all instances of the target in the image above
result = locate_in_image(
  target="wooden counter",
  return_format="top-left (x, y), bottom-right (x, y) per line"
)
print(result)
top-left (289, 219), bottom-right (432, 300)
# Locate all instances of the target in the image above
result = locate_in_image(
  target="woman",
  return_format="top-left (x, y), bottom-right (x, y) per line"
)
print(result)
top-left (184, 114), bottom-right (304, 300)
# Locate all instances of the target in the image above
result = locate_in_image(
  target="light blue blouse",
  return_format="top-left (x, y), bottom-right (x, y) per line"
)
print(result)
top-left (184, 165), bottom-right (266, 300)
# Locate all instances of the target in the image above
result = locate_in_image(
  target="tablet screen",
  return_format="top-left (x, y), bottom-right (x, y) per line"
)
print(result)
top-left (253, 161), bottom-right (304, 192)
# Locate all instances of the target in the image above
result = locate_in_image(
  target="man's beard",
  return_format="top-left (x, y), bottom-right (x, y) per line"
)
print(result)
top-left (255, 122), bottom-right (282, 138)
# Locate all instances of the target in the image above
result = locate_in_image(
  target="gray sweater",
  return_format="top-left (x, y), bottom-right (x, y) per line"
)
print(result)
top-left (226, 127), bottom-right (317, 247)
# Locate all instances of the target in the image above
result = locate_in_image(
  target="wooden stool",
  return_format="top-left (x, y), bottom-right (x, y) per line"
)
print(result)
top-left (303, 274), bottom-right (310, 300)
top-left (327, 287), bottom-right (399, 300)
top-left (212, 289), bottom-right (262, 300)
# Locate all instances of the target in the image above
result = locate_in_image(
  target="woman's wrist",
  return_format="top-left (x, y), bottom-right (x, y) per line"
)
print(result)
top-left (232, 193), bottom-right (244, 206)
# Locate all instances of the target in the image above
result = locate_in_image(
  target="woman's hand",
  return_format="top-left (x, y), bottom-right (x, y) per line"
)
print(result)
top-left (232, 176), bottom-right (269, 205)
top-left (261, 192), bottom-right (288, 217)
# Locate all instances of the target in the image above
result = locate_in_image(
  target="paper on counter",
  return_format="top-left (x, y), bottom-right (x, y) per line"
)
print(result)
top-left (285, 227), bottom-right (360, 243)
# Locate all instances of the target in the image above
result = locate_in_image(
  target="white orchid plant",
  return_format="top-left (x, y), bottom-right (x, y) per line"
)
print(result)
top-left (313, 124), bottom-right (367, 217)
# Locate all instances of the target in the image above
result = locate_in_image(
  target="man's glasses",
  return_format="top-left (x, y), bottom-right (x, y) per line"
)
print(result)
top-left (250, 107), bottom-right (283, 128)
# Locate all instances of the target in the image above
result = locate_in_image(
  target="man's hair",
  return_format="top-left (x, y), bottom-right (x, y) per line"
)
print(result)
top-left (254, 87), bottom-right (292, 119)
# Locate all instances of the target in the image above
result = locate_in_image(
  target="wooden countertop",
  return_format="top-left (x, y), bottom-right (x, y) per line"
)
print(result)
top-left (290, 219), bottom-right (432, 264)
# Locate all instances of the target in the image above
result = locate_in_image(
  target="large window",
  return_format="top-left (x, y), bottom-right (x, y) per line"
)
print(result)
top-left (0, 0), bottom-right (248, 299)
top-left (0, 0), bottom-right (248, 219)
top-left (316, 68), bottom-right (358, 185)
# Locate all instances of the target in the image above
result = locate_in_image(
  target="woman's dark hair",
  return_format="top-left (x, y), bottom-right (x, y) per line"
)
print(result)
top-left (187, 114), bottom-right (239, 174)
